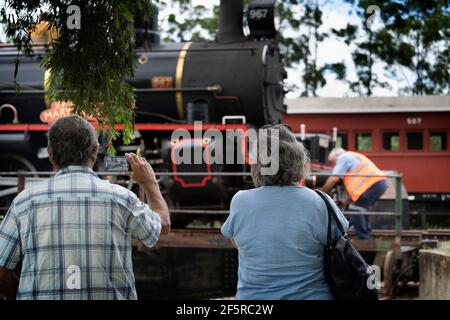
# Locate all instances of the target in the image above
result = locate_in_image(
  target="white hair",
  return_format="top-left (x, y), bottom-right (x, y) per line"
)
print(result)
top-left (328, 147), bottom-right (346, 162)
top-left (251, 126), bottom-right (310, 186)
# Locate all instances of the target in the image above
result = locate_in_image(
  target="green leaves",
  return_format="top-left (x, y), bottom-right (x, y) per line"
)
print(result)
top-left (161, 1), bottom-right (218, 42)
top-left (2, 0), bottom-right (158, 155)
top-left (337, 0), bottom-right (450, 95)
top-left (326, 63), bottom-right (346, 81)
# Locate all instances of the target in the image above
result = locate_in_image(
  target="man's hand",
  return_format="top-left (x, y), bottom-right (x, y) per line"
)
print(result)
top-left (338, 195), bottom-right (351, 206)
top-left (320, 175), bottom-right (340, 193)
top-left (126, 153), bottom-right (171, 235)
top-left (126, 153), bottom-right (157, 185)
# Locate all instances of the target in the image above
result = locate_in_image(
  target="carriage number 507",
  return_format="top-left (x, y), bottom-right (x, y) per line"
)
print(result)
top-left (407, 117), bottom-right (422, 125)
top-left (249, 9), bottom-right (269, 19)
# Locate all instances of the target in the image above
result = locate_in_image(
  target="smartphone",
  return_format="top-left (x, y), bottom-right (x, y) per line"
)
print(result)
top-left (104, 156), bottom-right (130, 172)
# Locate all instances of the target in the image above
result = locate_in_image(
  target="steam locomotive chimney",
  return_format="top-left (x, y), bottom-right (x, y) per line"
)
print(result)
top-left (135, 4), bottom-right (160, 47)
top-left (217, 0), bottom-right (246, 43)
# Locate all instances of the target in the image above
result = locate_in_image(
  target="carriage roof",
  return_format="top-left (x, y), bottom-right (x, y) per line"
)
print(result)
top-left (285, 95), bottom-right (450, 114)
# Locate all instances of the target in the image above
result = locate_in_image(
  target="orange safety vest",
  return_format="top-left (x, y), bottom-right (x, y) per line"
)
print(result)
top-left (342, 151), bottom-right (386, 202)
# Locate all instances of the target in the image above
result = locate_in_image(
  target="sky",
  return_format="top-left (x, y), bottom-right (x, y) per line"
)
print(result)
top-left (0, 0), bottom-right (417, 98)
top-left (308, 1), bottom-right (415, 98)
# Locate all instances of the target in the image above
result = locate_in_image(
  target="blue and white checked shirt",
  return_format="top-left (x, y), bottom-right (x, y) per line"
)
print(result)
top-left (0, 166), bottom-right (161, 300)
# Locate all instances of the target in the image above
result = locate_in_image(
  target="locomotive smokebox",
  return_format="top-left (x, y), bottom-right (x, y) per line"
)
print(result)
top-left (217, 0), bottom-right (246, 43)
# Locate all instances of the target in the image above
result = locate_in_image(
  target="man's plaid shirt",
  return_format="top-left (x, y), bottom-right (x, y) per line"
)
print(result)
top-left (0, 166), bottom-right (161, 300)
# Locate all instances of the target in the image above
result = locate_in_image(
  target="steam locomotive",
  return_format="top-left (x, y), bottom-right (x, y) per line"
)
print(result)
top-left (0, 0), bottom-right (295, 213)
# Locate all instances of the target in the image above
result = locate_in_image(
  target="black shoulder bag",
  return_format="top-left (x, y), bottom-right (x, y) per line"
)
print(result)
top-left (315, 190), bottom-right (378, 300)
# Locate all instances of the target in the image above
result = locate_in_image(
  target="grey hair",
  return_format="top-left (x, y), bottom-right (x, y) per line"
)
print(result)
top-left (251, 126), bottom-right (310, 187)
top-left (48, 115), bottom-right (98, 168)
top-left (328, 147), bottom-right (346, 162)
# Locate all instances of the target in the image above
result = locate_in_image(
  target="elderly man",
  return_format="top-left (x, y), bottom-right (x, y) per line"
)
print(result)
top-left (320, 147), bottom-right (388, 240)
top-left (0, 115), bottom-right (170, 300)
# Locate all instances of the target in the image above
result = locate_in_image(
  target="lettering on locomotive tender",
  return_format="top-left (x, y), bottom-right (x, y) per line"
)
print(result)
top-left (40, 101), bottom-right (97, 125)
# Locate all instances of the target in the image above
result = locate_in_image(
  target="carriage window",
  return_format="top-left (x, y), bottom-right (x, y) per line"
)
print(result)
top-left (355, 132), bottom-right (372, 151)
top-left (336, 133), bottom-right (348, 149)
top-left (406, 132), bottom-right (423, 150)
top-left (382, 132), bottom-right (400, 151)
top-left (429, 132), bottom-right (447, 151)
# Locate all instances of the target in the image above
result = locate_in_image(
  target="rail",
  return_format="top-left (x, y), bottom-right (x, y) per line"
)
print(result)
top-left (0, 170), bottom-right (404, 242)
top-left (0, 171), bottom-right (401, 177)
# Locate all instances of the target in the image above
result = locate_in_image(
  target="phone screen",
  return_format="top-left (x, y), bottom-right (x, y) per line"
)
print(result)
top-left (104, 156), bottom-right (130, 172)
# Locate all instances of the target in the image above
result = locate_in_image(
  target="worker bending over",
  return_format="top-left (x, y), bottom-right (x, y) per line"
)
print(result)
top-left (320, 148), bottom-right (388, 240)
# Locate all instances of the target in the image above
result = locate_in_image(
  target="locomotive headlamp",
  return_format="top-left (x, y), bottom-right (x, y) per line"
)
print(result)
top-left (138, 55), bottom-right (148, 65)
top-left (247, 0), bottom-right (276, 39)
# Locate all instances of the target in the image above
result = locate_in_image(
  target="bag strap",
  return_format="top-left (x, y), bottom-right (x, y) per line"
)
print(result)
top-left (315, 190), bottom-right (346, 245)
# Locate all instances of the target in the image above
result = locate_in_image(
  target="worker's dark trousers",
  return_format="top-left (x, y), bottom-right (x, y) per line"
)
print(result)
top-left (351, 180), bottom-right (389, 240)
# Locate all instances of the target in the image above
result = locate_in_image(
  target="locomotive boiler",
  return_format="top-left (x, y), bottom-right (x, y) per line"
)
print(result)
top-left (0, 0), bottom-right (286, 212)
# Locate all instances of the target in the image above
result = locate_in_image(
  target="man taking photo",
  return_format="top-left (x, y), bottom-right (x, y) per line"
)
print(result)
top-left (0, 115), bottom-right (170, 300)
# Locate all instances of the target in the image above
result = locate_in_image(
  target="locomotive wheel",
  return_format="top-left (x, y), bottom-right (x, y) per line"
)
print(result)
top-left (0, 153), bottom-right (37, 173)
top-left (0, 154), bottom-right (38, 215)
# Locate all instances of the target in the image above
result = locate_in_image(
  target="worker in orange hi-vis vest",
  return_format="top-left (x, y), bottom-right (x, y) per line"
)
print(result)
top-left (320, 147), bottom-right (388, 240)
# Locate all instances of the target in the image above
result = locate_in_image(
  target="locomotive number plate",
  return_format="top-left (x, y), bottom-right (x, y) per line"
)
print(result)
top-left (152, 76), bottom-right (174, 89)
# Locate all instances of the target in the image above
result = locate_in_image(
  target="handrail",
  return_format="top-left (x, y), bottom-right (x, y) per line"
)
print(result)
top-left (0, 171), bottom-right (402, 178)
top-left (342, 211), bottom-right (400, 216)
top-left (0, 169), bottom-right (405, 241)
top-left (0, 171), bottom-right (254, 176)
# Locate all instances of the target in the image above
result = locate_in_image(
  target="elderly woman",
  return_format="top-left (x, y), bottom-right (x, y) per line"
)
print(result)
top-left (221, 125), bottom-right (349, 300)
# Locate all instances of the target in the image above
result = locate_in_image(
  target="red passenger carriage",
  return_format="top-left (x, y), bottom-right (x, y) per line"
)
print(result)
top-left (284, 95), bottom-right (450, 219)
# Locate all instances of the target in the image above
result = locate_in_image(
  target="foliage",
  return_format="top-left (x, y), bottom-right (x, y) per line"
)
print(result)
top-left (161, 0), bottom-right (449, 96)
top-left (295, 2), bottom-right (330, 96)
top-left (332, 21), bottom-right (391, 95)
top-left (337, 0), bottom-right (450, 95)
top-left (375, 0), bottom-right (450, 95)
top-left (276, 1), bottom-right (324, 96)
top-left (147, 0), bottom-right (450, 97)
top-left (0, 0), bottom-right (157, 154)
top-left (160, 0), bottom-right (219, 42)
